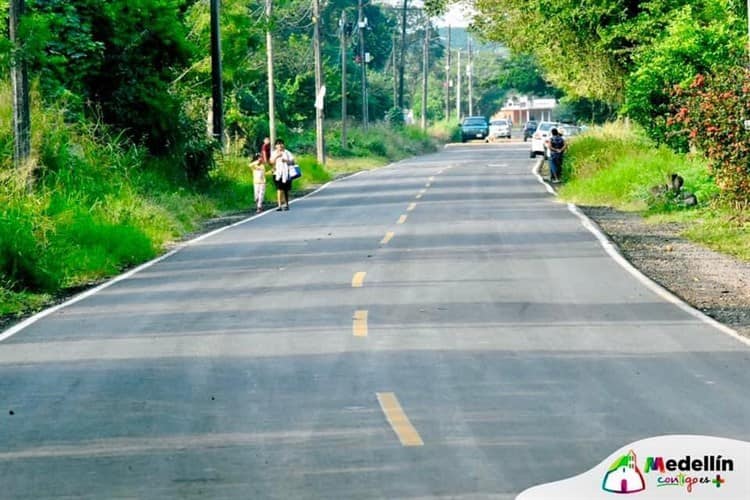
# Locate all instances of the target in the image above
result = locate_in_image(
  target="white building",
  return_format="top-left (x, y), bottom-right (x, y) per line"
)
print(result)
top-left (497, 95), bottom-right (557, 124)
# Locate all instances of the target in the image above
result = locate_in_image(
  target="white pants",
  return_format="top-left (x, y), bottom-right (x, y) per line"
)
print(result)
top-left (254, 182), bottom-right (266, 208)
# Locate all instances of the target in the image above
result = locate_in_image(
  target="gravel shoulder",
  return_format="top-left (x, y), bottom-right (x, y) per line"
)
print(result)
top-left (581, 206), bottom-right (750, 339)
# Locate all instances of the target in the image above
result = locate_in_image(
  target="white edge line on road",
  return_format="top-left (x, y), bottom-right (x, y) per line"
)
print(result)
top-left (0, 170), bottom-right (372, 343)
top-left (532, 160), bottom-right (750, 348)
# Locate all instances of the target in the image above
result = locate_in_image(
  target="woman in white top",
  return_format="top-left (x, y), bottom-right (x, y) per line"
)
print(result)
top-left (269, 139), bottom-right (295, 211)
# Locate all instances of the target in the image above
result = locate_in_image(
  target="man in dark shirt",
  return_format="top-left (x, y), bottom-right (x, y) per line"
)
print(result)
top-left (547, 128), bottom-right (567, 183)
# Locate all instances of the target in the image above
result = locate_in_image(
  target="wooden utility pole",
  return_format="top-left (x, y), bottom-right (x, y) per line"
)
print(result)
top-left (445, 25), bottom-right (451, 121)
top-left (266, 0), bottom-right (277, 144)
top-left (392, 32), bottom-right (398, 108)
top-left (210, 0), bottom-right (224, 148)
top-left (456, 49), bottom-right (461, 119)
top-left (10, 0), bottom-right (30, 169)
top-left (358, 0), bottom-right (368, 127)
top-left (468, 37), bottom-right (474, 116)
top-left (421, 22), bottom-right (429, 130)
top-left (398, 0), bottom-right (407, 109)
top-left (340, 10), bottom-right (348, 149)
top-left (312, 0), bottom-right (325, 164)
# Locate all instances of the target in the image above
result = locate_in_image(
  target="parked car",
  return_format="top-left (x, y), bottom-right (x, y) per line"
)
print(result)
top-left (488, 119), bottom-right (512, 140)
top-left (522, 120), bottom-right (538, 142)
top-left (460, 116), bottom-right (489, 142)
top-left (559, 124), bottom-right (581, 137)
top-left (529, 121), bottom-right (559, 158)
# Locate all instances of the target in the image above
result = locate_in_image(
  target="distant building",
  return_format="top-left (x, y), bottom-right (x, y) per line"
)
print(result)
top-left (497, 95), bottom-right (557, 124)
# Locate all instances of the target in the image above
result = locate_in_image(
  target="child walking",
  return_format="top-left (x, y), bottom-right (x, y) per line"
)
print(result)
top-left (250, 153), bottom-right (267, 213)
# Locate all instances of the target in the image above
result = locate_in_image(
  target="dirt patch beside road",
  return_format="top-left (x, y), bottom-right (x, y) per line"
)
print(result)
top-left (582, 206), bottom-right (750, 339)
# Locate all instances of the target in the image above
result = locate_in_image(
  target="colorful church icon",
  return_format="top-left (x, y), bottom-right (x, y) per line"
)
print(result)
top-left (602, 450), bottom-right (646, 494)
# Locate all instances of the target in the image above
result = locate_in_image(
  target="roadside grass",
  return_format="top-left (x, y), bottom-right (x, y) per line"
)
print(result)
top-left (0, 88), bottom-right (443, 319)
top-left (558, 122), bottom-right (748, 260)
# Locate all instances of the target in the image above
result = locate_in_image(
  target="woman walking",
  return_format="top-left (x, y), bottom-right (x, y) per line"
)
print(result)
top-left (270, 139), bottom-right (295, 211)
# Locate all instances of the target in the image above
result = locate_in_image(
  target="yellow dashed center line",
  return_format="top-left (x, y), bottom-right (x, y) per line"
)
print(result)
top-left (352, 272), bottom-right (367, 288)
top-left (376, 392), bottom-right (424, 447)
top-left (352, 310), bottom-right (368, 337)
top-left (380, 232), bottom-right (395, 245)
top-left (397, 214), bottom-right (408, 224)
top-left (407, 203), bottom-right (416, 212)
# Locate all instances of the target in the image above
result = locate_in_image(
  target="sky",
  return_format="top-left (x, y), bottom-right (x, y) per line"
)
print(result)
top-left (374, 0), bottom-right (476, 28)
top-left (433, 3), bottom-right (475, 27)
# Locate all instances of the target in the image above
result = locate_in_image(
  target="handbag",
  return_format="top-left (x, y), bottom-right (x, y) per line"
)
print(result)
top-left (288, 163), bottom-right (302, 180)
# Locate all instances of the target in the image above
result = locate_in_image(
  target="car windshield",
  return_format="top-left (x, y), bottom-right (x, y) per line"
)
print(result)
top-left (537, 123), bottom-right (557, 132)
top-left (491, 121), bottom-right (508, 126)
top-left (463, 119), bottom-right (486, 126)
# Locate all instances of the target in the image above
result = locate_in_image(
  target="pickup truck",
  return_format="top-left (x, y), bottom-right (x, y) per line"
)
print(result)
top-left (460, 116), bottom-right (489, 142)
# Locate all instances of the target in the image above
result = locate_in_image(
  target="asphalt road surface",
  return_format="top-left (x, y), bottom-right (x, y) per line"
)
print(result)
top-left (1, 142), bottom-right (749, 499)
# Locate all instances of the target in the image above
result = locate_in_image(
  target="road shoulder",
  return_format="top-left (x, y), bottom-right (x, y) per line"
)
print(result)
top-left (581, 206), bottom-right (750, 339)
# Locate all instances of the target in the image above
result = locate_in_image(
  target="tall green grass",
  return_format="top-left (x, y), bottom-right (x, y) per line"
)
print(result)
top-left (559, 122), bottom-right (718, 212)
top-left (1, 84), bottom-right (441, 318)
top-left (558, 122), bottom-right (749, 261)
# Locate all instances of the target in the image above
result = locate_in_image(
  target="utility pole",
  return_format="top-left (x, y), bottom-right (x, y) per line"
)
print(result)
top-left (392, 32), bottom-right (398, 108)
top-left (398, 0), bottom-right (408, 109)
top-left (468, 37), bottom-right (474, 116)
top-left (210, 0), bottom-right (224, 148)
top-left (455, 49), bottom-right (461, 119)
top-left (421, 22), bottom-right (429, 130)
top-left (10, 0), bottom-right (30, 169)
top-left (312, 0), bottom-right (324, 164)
top-left (358, 0), bottom-right (368, 127)
top-left (340, 11), bottom-right (348, 149)
top-left (445, 25), bottom-right (451, 121)
top-left (265, 0), bottom-right (277, 144)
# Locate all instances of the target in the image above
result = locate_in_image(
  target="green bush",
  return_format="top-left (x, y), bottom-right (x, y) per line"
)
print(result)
top-left (623, 4), bottom-right (744, 146)
top-left (560, 123), bottom-right (716, 212)
top-left (669, 69), bottom-right (750, 204)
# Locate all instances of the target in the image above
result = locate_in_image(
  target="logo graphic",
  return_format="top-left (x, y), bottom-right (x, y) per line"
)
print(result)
top-left (602, 450), bottom-right (646, 494)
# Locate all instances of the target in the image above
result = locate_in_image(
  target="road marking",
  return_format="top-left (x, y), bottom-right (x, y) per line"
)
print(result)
top-left (425, 183), bottom-right (431, 188)
top-left (376, 392), bottom-right (424, 447)
top-left (429, 176), bottom-right (435, 181)
top-left (352, 272), bottom-right (367, 288)
top-left (397, 215), bottom-right (408, 224)
top-left (352, 310), bottom-right (368, 337)
top-left (380, 232), bottom-right (394, 245)
top-left (415, 194), bottom-right (422, 199)
top-left (419, 189), bottom-right (427, 194)
top-left (407, 203), bottom-right (416, 212)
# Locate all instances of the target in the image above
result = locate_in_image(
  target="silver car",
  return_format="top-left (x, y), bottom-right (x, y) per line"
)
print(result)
top-left (488, 119), bottom-right (512, 140)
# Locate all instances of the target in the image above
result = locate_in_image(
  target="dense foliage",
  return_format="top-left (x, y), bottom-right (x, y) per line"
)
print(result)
top-left (670, 70), bottom-right (750, 204)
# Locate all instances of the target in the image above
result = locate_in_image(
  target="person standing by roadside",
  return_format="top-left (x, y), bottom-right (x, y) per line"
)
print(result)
top-left (260, 136), bottom-right (272, 166)
top-left (546, 128), bottom-right (567, 183)
top-left (270, 139), bottom-right (295, 211)
top-left (250, 153), bottom-right (268, 213)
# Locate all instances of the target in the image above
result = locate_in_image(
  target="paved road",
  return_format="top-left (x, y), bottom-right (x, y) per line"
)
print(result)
top-left (1, 143), bottom-right (749, 499)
